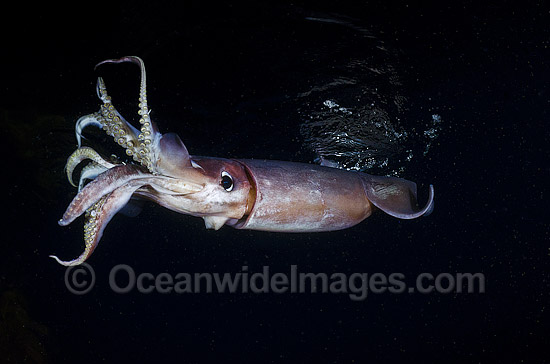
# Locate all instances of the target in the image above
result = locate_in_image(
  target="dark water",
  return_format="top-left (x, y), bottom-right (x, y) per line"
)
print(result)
top-left (1, 1), bottom-right (548, 363)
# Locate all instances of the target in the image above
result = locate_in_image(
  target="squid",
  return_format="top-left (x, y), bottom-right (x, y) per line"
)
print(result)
top-left (51, 56), bottom-right (434, 266)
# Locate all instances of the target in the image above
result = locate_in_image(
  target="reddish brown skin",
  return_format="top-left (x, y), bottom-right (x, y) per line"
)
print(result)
top-left (228, 159), bottom-right (374, 232)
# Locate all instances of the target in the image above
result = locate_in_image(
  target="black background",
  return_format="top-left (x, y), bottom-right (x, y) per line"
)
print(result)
top-left (1, 1), bottom-right (548, 363)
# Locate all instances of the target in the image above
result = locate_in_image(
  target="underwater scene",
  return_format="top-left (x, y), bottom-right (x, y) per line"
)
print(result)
top-left (1, 1), bottom-right (547, 363)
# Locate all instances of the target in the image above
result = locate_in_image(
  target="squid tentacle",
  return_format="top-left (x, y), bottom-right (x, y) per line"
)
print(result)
top-left (78, 161), bottom-right (110, 192)
top-left (65, 146), bottom-right (116, 187)
top-left (59, 164), bottom-right (148, 226)
top-left (95, 56), bottom-right (161, 173)
top-left (75, 113), bottom-right (103, 148)
top-left (50, 180), bottom-right (148, 266)
top-left (77, 72), bottom-right (160, 173)
top-left (96, 77), bottom-right (145, 162)
top-left (75, 77), bottom-right (142, 155)
top-left (55, 167), bottom-right (204, 266)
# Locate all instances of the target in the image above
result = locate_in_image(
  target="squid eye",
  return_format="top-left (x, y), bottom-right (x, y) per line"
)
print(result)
top-left (220, 171), bottom-right (234, 192)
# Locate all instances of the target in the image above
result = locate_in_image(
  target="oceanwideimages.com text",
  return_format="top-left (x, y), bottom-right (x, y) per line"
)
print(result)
top-left (64, 264), bottom-right (486, 301)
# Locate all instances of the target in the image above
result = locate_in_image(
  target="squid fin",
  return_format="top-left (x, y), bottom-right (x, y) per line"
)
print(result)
top-left (361, 175), bottom-right (434, 219)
